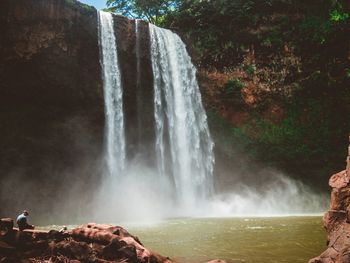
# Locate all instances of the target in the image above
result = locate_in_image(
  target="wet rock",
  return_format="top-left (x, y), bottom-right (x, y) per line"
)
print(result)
top-left (0, 240), bottom-right (15, 257)
top-left (310, 137), bottom-right (350, 263)
top-left (0, 219), bottom-right (13, 233)
top-left (0, 219), bottom-right (14, 243)
top-left (206, 260), bottom-right (227, 263)
top-left (102, 237), bottom-right (124, 259)
top-left (54, 240), bottom-right (95, 262)
top-left (0, 222), bottom-right (172, 263)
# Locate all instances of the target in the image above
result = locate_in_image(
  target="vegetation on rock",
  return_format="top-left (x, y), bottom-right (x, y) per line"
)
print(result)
top-left (108, 0), bottom-right (350, 188)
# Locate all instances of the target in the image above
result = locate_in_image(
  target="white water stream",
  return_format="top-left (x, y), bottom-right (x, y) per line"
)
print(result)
top-left (96, 13), bottom-right (325, 220)
top-left (98, 11), bottom-right (125, 177)
top-left (98, 12), bottom-right (215, 213)
top-left (149, 24), bottom-right (215, 208)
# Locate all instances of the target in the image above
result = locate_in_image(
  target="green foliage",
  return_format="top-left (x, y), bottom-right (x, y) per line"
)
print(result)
top-left (81, 3), bottom-right (95, 11)
top-left (298, 16), bottom-right (333, 44)
top-left (243, 64), bottom-right (255, 76)
top-left (162, 1), bottom-right (349, 179)
top-left (253, 100), bottom-right (332, 161)
top-left (162, 0), bottom-right (275, 68)
top-left (330, 4), bottom-right (349, 22)
top-left (207, 110), bottom-right (239, 157)
top-left (109, 0), bottom-right (350, 182)
top-left (346, 68), bottom-right (350, 78)
top-left (159, 0), bottom-right (350, 70)
top-left (105, 0), bottom-right (178, 25)
top-left (261, 29), bottom-right (284, 47)
top-left (208, 94), bottom-right (349, 182)
top-left (65, 0), bottom-right (94, 12)
top-left (224, 79), bottom-right (243, 95)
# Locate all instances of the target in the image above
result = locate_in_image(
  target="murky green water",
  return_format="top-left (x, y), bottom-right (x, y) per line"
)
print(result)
top-left (124, 217), bottom-right (326, 263)
top-left (40, 216), bottom-right (325, 262)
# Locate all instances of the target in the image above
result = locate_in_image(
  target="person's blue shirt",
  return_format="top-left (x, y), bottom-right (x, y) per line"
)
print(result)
top-left (16, 213), bottom-right (28, 228)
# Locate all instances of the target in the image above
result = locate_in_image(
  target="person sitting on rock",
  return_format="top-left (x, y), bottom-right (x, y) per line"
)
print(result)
top-left (16, 210), bottom-right (34, 231)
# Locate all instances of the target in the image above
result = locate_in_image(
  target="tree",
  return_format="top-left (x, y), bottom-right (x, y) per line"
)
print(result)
top-left (106, 0), bottom-right (178, 25)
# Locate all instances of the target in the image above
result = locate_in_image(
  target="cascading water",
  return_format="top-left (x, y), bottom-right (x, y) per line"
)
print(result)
top-left (94, 14), bottom-right (324, 220)
top-left (98, 11), bottom-right (125, 177)
top-left (135, 19), bottom-right (143, 151)
top-left (96, 12), bottom-right (215, 219)
top-left (149, 24), bottom-right (215, 208)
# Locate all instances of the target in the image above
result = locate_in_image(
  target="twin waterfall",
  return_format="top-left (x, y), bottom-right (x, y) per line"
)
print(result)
top-left (98, 11), bottom-right (214, 211)
top-left (149, 25), bottom-right (214, 206)
top-left (97, 11), bottom-right (125, 176)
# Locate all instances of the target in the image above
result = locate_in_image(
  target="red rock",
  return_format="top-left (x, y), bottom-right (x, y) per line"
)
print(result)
top-left (207, 260), bottom-right (228, 263)
top-left (0, 222), bottom-right (173, 263)
top-left (54, 240), bottom-right (94, 262)
top-left (0, 219), bottom-right (14, 238)
top-left (0, 219), bottom-right (13, 230)
top-left (311, 138), bottom-right (350, 262)
top-left (347, 135), bottom-right (350, 176)
top-left (329, 170), bottom-right (349, 189)
top-left (0, 239), bottom-right (15, 256)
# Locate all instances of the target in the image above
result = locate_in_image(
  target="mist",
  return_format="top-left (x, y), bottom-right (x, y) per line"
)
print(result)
top-left (91, 157), bottom-right (174, 223)
top-left (0, 100), bottom-right (329, 225)
top-left (90, 159), bottom-right (328, 223)
top-left (0, 144), bottom-right (328, 225)
top-left (0, 113), bottom-right (103, 225)
top-left (209, 174), bottom-right (328, 217)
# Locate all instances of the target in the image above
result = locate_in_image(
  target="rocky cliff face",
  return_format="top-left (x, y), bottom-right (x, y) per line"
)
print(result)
top-left (0, 0), bottom-right (154, 222)
top-left (0, 0), bottom-right (104, 221)
top-left (310, 137), bottom-right (350, 262)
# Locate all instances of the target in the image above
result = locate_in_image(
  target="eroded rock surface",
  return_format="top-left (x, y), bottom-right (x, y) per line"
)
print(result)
top-left (310, 136), bottom-right (350, 263)
top-left (0, 222), bottom-right (172, 263)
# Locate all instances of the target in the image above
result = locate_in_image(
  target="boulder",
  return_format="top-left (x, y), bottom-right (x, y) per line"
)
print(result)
top-left (206, 260), bottom-right (228, 263)
top-left (310, 137), bottom-right (350, 263)
top-left (0, 219), bottom-right (13, 232)
top-left (0, 219), bottom-right (14, 240)
top-left (0, 222), bottom-right (173, 263)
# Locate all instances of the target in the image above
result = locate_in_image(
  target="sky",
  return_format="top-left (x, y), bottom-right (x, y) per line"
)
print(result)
top-left (79, 0), bottom-right (107, 10)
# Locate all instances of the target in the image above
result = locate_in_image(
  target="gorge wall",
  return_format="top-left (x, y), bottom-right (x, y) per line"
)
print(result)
top-left (0, 0), bottom-right (155, 222)
top-left (166, 1), bottom-right (350, 191)
top-left (0, 0), bottom-right (336, 221)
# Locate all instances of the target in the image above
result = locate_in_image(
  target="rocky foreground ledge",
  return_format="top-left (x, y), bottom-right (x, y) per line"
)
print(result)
top-left (0, 221), bottom-right (173, 263)
top-left (310, 137), bottom-right (350, 263)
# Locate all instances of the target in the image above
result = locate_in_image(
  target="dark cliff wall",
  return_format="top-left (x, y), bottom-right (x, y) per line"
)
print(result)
top-left (0, 0), bottom-right (156, 223)
top-left (113, 16), bottom-right (155, 161)
top-left (0, 0), bottom-right (104, 222)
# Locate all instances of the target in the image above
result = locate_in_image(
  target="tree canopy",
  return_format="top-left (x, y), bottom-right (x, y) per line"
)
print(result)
top-left (105, 0), bottom-right (178, 24)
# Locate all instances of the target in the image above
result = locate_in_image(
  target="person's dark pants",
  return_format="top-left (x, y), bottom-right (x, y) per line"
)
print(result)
top-left (18, 224), bottom-right (34, 231)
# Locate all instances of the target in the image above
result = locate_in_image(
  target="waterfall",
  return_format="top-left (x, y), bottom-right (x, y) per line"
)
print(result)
top-left (149, 24), bottom-right (215, 208)
top-left (96, 11), bottom-right (214, 217)
top-left (98, 11), bottom-right (125, 177)
top-left (135, 19), bottom-right (143, 151)
top-left (95, 14), bottom-right (325, 220)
